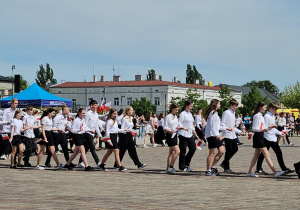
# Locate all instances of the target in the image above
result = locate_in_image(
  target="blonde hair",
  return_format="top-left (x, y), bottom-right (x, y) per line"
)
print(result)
top-left (123, 106), bottom-right (133, 122)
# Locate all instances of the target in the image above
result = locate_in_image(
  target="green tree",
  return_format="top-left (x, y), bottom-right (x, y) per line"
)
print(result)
top-left (35, 63), bottom-right (57, 89)
top-left (186, 64), bottom-right (203, 84)
top-left (238, 86), bottom-right (269, 117)
top-left (242, 80), bottom-right (279, 94)
top-left (218, 85), bottom-right (234, 116)
top-left (146, 69), bottom-right (162, 81)
top-left (131, 97), bottom-right (157, 116)
top-left (8, 75), bottom-right (28, 91)
top-left (280, 81), bottom-right (300, 110)
top-left (170, 88), bottom-right (208, 114)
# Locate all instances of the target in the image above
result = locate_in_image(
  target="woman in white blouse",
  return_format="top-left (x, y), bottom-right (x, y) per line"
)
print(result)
top-left (98, 108), bottom-right (128, 172)
top-left (163, 103), bottom-right (181, 175)
top-left (178, 100), bottom-right (199, 172)
top-left (247, 101), bottom-right (285, 178)
top-left (143, 111), bottom-right (156, 148)
top-left (118, 106), bottom-right (146, 170)
top-left (203, 99), bottom-right (226, 176)
top-left (9, 110), bottom-right (25, 168)
top-left (36, 108), bottom-right (63, 170)
top-left (64, 108), bottom-right (93, 171)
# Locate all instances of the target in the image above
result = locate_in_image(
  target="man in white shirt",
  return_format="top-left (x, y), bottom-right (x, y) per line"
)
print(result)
top-left (220, 99), bottom-right (243, 174)
top-left (78, 100), bottom-right (101, 168)
top-left (45, 106), bottom-right (71, 167)
top-left (0, 99), bottom-right (18, 159)
top-left (255, 102), bottom-right (294, 174)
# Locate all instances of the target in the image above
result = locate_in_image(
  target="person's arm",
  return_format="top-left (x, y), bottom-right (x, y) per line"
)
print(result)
top-left (41, 124), bottom-right (48, 142)
top-left (221, 111), bottom-right (232, 132)
top-left (9, 125), bottom-right (14, 142)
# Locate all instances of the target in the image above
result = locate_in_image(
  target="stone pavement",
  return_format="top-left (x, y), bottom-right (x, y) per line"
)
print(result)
top-left (0, 136), bottom-right (299, 209)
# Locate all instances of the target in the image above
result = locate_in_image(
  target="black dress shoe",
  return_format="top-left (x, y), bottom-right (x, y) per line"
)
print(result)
top-left (24, 162), bottom-right (32, 167)
top-left (10, 165), bottom-right (17, 169)
top-left (45, 163), bottom-right (52, 167)
top-left (285, 168), bottom-right (295, 174)
top-left (70, 163), bottom-right (76, 168)
top-left (294, 162), bottom-right (300, 175)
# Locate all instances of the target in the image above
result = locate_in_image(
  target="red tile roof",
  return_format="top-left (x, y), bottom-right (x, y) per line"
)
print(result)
top-left (51, 80), bottom-right (223, 90)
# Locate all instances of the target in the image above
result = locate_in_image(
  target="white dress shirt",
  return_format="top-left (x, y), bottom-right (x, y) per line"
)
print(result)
top-left (121, 116), bottom-right (134, 130)
top-left (2, 108), bottom-right (16, 133)
top-left (163, 114), bottom-right (178, 132)
top-left (205, 111), bottom-right (226, 138)
top-left (252, 112), bottom-right (268, 132)
top-left (221, 109), bottom-right (242, 139)
top-left (98, 119), bottom-right (106, 133)
top-left (52, 114), bottom-right (69, 133)
top-left (264, 111), bottom-right (282, 142)
top-left (194, 114), bottom-right (202, 128)
top-left (23, 114), bottom-right (35, 138)
top-left (84, 110), bottom-right (101, 137)
top-left (158, 119), bottom-right (164, 127)
top-left (106, 119), bottom-right (125, 136)
top-left (178, 110), bottom-right (195, 138)
top-left (71, 117), bottom-right (86, 134)
top-left (41, 116), bottom-right (53, 131)
top-left (10, 118), bottom-right (23, 136)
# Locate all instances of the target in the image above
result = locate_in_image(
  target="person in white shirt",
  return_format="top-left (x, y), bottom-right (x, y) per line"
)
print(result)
top-left (155, 113), bottom-right (166, 146)
top-left (77, 100), bottom-right (102, 168)
top-left (45, 106), bottom-right (71, 167)
top-left (64, 108), bottom-right (93, 171)
top-left (277, 112), bottom-right (287, 146)
top-left (143, 111), bottom-right (156, 148)
top-left (23, 106), bottom-right (40, 167)
top-left (117, 106), bottom-right (146, 170)
top-left (164, 103), bottom-right (181, 175)
top-left (98, 108), bottom-right (128, 172)
top-left (247, 101), bottom-right (285, 178)
top-left (0, 99), bottom-right (18, 160)
top-left (9, 110), bottom-right (25, 168)
top-left (194, 108), bottom-right (207, 144)
top-left (220, 99), bottom-right (244, 174)
top-left (178, 100), bottom-right (199, 172)
top-left (255, 102), bottom-right (294, 175)
top-left (203, 99), bottom-right (226, 176)
top-left (36, 108), bottom-right (63, 170)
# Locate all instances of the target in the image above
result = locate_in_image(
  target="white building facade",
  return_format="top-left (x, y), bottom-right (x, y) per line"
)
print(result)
top-left (50, 76), bottom-right (242, 113)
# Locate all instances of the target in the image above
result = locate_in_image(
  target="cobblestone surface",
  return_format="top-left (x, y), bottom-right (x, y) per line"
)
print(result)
top-left (0, 136), bottom-right (299, 209)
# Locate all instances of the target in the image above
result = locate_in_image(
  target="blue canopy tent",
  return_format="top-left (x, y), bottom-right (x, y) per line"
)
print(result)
top-left (0, 83), bottom-right (72, 108)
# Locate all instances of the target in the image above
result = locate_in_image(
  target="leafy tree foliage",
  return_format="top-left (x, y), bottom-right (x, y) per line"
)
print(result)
top-left (171, 88), bottom-right (208, 114)
top-left (280, 81), bottom-right (300, 110)
top-left (218, 85), bottom-right (234, 116)
top-left (146, 69), bottom-right (162, 81)
top-left (131, 97), bottom-right (157, 116)
top-left (242, 80), bottom-right (279, 94)
top-left (238, 86), bottom-right (269, 117)
top-left (186, 64), bottom-right (203, 84)
top-left (35, 63), bottom-right (57, 89)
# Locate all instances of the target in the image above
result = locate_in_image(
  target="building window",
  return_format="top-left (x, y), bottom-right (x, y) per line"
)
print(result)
top-left (127, 90), bottom-right (132, 93)
top-left (88, 90), bottom-right (93, 93)
top-left (72, 99), bottom-right (77, 109)
top-left (141, 89), bottom-right (145, 93)
top-left (127, 97), bottom-right (132, 105)
top-left (71, 90), bottom-right (76, 93)
top-left (114, 98), bottom-right (119, 106)
top-left (154, 97), bottom-right (160, 106)
top-left (58, 91), bottom-right (62, 94)
top-left (114, 90), bottom-right (118, 93)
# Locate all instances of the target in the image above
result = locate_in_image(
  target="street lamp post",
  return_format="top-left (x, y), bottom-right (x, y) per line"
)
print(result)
top-left (11, 65), bottom-right (15, 98)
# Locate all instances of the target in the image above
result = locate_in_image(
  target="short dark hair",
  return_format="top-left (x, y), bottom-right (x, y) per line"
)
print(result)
top-left (229, 99), bottom-right (238, 106)
top-left (89, 100), bottom-right (98, 106)
top-left (268, 102), bottom-right (279, 110)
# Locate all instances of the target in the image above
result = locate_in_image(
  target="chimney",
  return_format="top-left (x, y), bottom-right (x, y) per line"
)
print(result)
top-left (194, 79), bottom-right (200, 85)
top-left (100, 75), bottom-right (105, 82)
top-left (204, 80), bottom-right (208, 86)
top-left (174, 77), bottom-right (178, 83)
top-left (135, 75), bottom-right (142, 81)
top-left (93, 75), bottom-right (97, 82)
top-left (154, 74), bottom-right (159, 80)
top-left (113, 75), bottom-right (120, 82)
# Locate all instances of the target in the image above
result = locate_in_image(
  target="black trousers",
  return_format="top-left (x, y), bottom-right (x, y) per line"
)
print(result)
top-left (0, 133), bottom-right (12, 155)
top-left (23, 138), bottom-right (36, 163)
top-left (221, 138), bottom-right (238, 170)
top-left (256, 139), bottom-right (287, 171)
top-left (178, 135), bottom-right (196, 170)
top-left (45, 133), bottom-right (70, 165)
top-left (118, 133), bottom-right (141, 166)
top-left (79, 133), bottom-right (99, 164)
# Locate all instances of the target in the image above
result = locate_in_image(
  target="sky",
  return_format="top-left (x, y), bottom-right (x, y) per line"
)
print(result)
top-left (0, 0), bottom-right (300, 91)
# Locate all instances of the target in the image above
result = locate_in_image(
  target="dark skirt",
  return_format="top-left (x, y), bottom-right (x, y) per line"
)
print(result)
top-left (165, 132), bottom-right (178, 147)
top-left (195, 127), bottom-right (205, 141)
top-left (253, 132), bottom-right (266, 148)
top-left (11, 135), bottom-right (22, 146)
top-left (155, 126), bottom-right (165, 144)
top-left (73, 134), bottom-right (86, 146)
top-left (38, 131), bottom-right (54, 146)
top-left (105, 133), bottom-right (118, 149)
top-left (207, 136), bottom-right (223, 149)
top-left (33, 128), bottom-right (40, 138)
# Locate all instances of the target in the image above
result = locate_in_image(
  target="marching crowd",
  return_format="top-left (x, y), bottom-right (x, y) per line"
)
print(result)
top-left (0, 98), bottom-right (300, 178)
